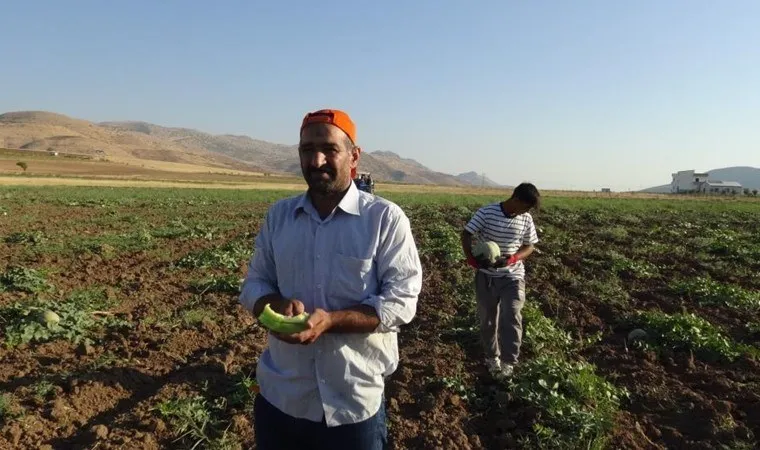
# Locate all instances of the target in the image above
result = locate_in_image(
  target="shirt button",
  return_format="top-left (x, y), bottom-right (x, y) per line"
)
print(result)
top-left (316, 254), bottom-right (321, 259)
top-left (320, 379), bottom-right (326, 383)
top-left (316, 284), bottom-right (322, 289)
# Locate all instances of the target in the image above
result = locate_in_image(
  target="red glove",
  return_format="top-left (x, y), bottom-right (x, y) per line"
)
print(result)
top-left (467, 255), bottom-right (492, 269)
top-left (494, 254), bottom-right (520, 268)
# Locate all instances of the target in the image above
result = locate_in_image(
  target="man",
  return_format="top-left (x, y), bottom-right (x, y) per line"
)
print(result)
top-left (239, 108), bottom-right (422, 450)
top-left (356, 173), bottom-right (368, 192)
top-left (460, 183), bottom-right (540, 380)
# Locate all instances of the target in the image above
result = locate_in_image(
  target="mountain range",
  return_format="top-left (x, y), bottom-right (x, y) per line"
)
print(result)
top-left (0, 111), bottom-right (506, 187)
top-left (641, 167), bottom-right (760, 193)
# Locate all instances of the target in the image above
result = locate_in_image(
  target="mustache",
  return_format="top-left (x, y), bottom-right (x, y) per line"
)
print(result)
top-left (307, 167), bottom-right (335, 176)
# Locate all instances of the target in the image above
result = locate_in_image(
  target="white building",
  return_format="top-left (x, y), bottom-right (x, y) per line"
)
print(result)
top-left (671, 170), bottom-right (709, 193)
top-left (699, 181), bottom-right (743, 195)
top-left (670, 170), bottom-right (743, 195)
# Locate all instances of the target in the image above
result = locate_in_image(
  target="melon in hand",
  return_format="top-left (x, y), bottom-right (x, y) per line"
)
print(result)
top-left (472, 240), bottom-right (501, 265)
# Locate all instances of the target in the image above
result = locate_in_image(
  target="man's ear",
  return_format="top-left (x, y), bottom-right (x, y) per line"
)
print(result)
top-left (352, 146), bottom-right (362, 165)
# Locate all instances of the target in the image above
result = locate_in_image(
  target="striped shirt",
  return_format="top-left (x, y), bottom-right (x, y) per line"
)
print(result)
top-left (464, 203), bottom-right (539, 279)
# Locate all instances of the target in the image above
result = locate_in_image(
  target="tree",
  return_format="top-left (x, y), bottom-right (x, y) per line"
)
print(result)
top-left (16, 161), bottom-right (27, 172)
top-left (753, 189), bottom-right (758, 196)
top-left (744, 188), bottom-right (751, 196)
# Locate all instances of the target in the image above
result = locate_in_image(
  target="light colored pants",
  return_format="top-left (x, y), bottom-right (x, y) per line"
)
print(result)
top-left (474, 271), bottom-right (526, 365)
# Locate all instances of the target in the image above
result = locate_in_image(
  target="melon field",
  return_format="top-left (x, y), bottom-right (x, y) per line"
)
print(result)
top-left (1, 186), bottom-right (759, 449)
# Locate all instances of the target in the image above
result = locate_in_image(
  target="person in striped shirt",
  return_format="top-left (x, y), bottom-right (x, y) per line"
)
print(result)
top-left (460, 183), bottom-right (541, 379)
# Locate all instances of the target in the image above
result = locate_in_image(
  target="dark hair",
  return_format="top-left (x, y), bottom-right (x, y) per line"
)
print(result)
top-left (511, 182), bottom-right (541, 208)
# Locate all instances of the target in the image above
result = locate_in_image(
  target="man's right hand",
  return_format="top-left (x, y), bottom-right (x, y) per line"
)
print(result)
top-left (253, 293), bottom-right (305, 319)
top-left (257, 297), bottom-right (312, 344)
top-left (267, 297), bottom-right (306, 317)
top-left (467, 255), bottom-right (491, 270)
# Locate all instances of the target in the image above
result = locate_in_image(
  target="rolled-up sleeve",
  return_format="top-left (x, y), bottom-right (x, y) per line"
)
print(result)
top-left (362, 206), bottom-right (422, 332)
top-left (239, 208), bottom-right (279, 314)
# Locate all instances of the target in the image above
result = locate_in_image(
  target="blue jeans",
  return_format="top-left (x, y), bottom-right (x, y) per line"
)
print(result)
top-left (253, 393), bottom-right (388, 450)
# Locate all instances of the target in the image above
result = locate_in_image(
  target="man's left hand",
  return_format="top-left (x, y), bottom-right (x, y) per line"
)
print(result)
top-left (467, 254), bottom-right (492, 269)
top-left (273, 308), bottom-right (333, 345)
top-left (493, 254), bottom-right (520, 268)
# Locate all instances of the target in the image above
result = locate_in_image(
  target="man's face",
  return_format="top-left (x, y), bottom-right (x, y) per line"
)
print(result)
top-left (299, 123), bottom-right (359, 194)
top-left (511, 199), bottom-right (533, 215)
top-left (510, 198), bottom-right (532, 216)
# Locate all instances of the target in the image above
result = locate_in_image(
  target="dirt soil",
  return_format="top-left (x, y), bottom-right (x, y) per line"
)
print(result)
top-left (0, 189), bottom-right (758, 449)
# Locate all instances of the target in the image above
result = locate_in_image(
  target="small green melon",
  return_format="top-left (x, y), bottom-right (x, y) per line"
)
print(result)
top-left (472, 240), bottom-right (501, 264)
top-left (42, 310), bottom-right (60, 326)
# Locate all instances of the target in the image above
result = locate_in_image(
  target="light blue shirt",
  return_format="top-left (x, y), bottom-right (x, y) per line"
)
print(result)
top-left (239, 181), bottom-right (422, 427)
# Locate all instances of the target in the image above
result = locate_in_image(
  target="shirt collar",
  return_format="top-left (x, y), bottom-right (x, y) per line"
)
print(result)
top-left (294, 180), bottom-right (361, 218)
top-left (338, 180), bottom-right (361, 216)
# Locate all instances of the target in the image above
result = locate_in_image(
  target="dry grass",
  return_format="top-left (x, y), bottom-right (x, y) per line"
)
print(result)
top-left (2, 149), bottom-right (756, 200)
top-left (0, 176), bottom-right (306, 191)
top-left (100, 157), bottom-right (267, 176)
top-left (0, 151), bottom-right (296, 184)
top-left (0, 173), bottom-right (716, 199)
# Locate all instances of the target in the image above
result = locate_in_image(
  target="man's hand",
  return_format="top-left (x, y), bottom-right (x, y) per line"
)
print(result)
top-left (272, 308), bottom-right (333, 345)
top-left (467, 254), bottom-right (491, 269)
top-left (493, 254), bottom-right (520, 268)
top-left (269, 298), bottom-right (306, 317)
top-left (252, 293), bottom-right (304, 319)
top-left (463, 231), bottom-right (490, 270)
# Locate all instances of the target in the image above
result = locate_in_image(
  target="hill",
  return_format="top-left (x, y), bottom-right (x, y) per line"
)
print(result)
top-left (454, 171), bottom-right (505, 187)
top-left (98, 121), bottom-right (295, 173)
top-left (642, 166), bottom-right (760, 193)
top-left (0, 112), bottom-right (263, 172)
top-left (366, 150), bottom-right (466, 185)
top-left (102, 121), bottom-right (475, 186)
top-left (1, 111), bottom-right (504, 187)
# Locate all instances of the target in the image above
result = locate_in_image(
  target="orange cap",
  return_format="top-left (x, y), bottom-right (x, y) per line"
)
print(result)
top-left (300, 109), bottom-right (356, 144)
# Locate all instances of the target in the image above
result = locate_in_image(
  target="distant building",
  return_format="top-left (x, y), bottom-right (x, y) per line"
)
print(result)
top-left (671, 170), bottom-right (709, 193)
top-left (671, 170), bottom-right (743, 195)
top-left (699, 181), bottom-right (743, 195)
top-left (601, 188), bottom-right (611, 193)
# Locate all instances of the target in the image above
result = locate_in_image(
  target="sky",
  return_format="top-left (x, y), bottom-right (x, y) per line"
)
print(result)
top-left (1, 0), bottom-right (759, 191)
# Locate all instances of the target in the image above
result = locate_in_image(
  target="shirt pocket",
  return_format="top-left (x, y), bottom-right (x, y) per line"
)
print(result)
top-left (327, 253), bottom-right (373, 308)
